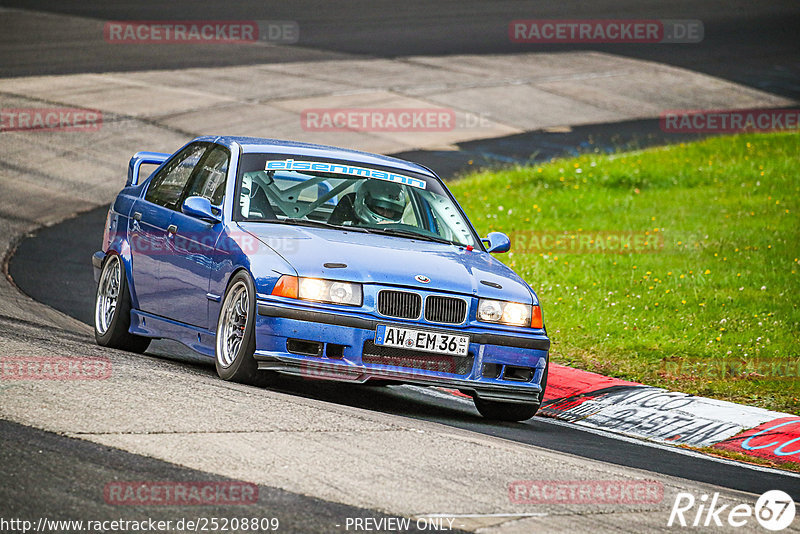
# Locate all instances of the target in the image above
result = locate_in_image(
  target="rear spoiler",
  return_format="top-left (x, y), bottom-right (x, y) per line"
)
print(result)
top-left (126, 151), bottom-right (170, 186)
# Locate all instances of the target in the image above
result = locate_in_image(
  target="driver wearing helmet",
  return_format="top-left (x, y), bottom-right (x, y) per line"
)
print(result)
top-left (353, 179), bottom-right (407, 225)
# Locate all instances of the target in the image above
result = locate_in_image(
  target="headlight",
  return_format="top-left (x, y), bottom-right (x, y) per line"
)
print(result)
top-left (478, 299), bottom-right (541, 328)
top-left (477, 299), bottom-right (503, 322)
top-left (272, 275), bottom-right (362, 306)
top-left (300, 277), bottom-right (362, 305)
top-left (299, 278), bottom-right (327, 301)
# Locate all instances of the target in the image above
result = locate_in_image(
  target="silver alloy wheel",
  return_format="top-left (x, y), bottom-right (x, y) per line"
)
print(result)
top-left (216, 281), bottom-right (249, 368)
top-left (95, 255), bottom-right (121, 335)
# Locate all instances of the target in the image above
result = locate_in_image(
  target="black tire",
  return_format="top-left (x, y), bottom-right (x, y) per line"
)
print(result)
top-left (214, 271), bottom-right (274, 387)
top-left (474, 363), bottom-right (548, 422)
top-left (94, 254), bottom-right (151, 353)
top-left (474, 397), bottom-right (540, 422)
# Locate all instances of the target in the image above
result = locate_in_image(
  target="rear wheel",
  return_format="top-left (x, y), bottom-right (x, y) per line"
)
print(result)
top-left (215, 271), bottom-right (273, 386)
top-left (94, 254), bottom-right (150, 353)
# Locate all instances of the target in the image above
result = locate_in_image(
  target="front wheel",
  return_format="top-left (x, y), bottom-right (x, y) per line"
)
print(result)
top-left (474, 397), bottom-right (540, 422)
top-left (215, 271), bottom-right (273, 386)
top-left (94, 254), bottom-right (150, 353)
top-left (474, 363), bottom-right (548, 422)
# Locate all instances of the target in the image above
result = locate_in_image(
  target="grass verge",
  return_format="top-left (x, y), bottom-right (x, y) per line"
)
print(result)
top-left (449, 132), bottom-right (799, 416)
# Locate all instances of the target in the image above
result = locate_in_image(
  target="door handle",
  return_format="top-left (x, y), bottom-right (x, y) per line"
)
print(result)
top-left (133, 212), bottom-right (142, 221)
top-left (167, 224), bottom-right (178, 236)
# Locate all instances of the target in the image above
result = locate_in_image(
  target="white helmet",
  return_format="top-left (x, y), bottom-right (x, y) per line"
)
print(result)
top-left (353, 180), bottom-right (406, 224)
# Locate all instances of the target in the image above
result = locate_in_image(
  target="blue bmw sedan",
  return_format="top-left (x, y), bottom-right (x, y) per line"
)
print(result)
top-left (93, 136), bottom-right (550, 421)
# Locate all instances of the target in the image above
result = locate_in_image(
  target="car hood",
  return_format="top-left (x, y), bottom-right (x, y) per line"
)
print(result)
top-left (239, 223), bottom-right (535, 303)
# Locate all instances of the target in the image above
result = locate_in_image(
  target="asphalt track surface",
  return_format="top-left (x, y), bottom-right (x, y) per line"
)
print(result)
top-left (0, 420), bottom-right (455, 534)
top-left (8, 202), bottom-right (800, 504)
top-left (1, 0), bottom-right (799, 100)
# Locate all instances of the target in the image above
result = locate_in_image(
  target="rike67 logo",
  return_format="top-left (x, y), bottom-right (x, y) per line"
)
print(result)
top-left (668, 490), bottom-right (796, 531)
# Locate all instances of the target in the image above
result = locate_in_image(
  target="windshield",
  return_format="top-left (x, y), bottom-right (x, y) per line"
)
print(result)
top-left (235, 154), bottom-right (480, 248)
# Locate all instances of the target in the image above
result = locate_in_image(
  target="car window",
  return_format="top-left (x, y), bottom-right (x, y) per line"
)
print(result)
top-left (182, 145), bottom-right (229, 206)
top-left (235, 154), bottom-right (479, 248)
top-left (145, 143), bottom-right (207, 210)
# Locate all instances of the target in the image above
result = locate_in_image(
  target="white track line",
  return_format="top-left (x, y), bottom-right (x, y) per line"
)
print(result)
top-left (417, 513), bottom-right (549, 518)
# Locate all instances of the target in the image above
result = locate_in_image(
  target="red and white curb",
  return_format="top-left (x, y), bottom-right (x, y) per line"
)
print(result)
top-left (714, 417), bottom-right (800, 463)
top-left (539, 364), bottom-right (800, 465)
top-left (436, 363), bottom-right (799, 466)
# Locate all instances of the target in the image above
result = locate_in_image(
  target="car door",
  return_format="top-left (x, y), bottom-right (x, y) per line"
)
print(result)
top-left (129, 142), bottom-right (208, 317)
top-left (162, 144), bottom-right (230, 328)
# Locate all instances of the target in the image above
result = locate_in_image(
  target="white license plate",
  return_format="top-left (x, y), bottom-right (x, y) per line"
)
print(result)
top-left (374, 324), bottom-right (469, 356)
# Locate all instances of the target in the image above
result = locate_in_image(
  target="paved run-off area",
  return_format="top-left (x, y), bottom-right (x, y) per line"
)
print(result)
top-left (1, 10), bottom-right (799, 531)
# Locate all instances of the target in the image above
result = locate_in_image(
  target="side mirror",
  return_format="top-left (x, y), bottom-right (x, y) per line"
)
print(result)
top-left (482, 231), bottom-right (510, 253)
top-left (182, 196), bottom-right (222, 224)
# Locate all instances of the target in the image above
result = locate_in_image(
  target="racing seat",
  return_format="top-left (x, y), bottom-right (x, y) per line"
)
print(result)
top-left (249, 184), bottom-right (276, 219)
top-left (327, 192), bottom-right (356, 226)
top-left (240, 179), bottom-right (276, 220)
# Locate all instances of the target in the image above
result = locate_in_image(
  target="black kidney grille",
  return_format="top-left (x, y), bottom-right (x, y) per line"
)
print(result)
top-left (424, 295), bottom-right (467, 324)
top-left (362, 340), bottom-right (474, 376)
top-left (377, 290), bottom-right (422, 319)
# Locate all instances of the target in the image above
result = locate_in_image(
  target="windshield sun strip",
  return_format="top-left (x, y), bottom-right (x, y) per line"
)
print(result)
top-left (264, 159), bottom-right (427, 190)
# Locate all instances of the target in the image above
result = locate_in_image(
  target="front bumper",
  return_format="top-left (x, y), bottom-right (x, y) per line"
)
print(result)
top-left (255, 301), bottom-right (550, 404)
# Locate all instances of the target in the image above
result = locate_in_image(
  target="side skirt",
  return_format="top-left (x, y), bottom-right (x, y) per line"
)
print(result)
top-left (129, 309), bottom-right (216, 358)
